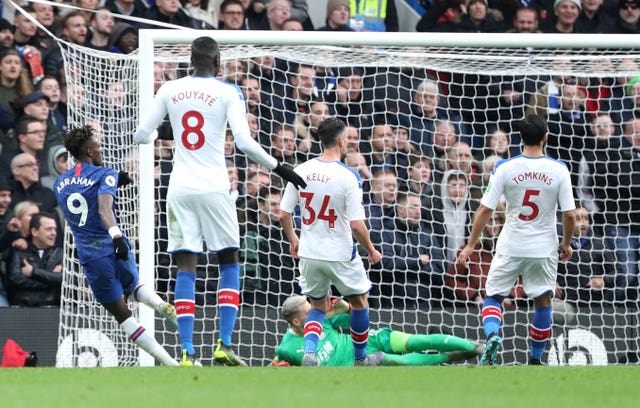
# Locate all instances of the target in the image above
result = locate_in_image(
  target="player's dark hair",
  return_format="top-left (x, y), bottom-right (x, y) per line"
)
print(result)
top-left (318, 117), bottom-right (346, 148)
top-left (29, 212), bottom-right (55, 234)
top-left (64, 125), bottom-right (95, 161)
top-left (519, 114), bottom-right (547, 146)
top-left (191, 36), bottom-right (220, 76)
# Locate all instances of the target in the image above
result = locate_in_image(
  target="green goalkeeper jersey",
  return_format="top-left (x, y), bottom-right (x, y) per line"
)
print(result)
top-left (275, 314), bottom-right (391, 366)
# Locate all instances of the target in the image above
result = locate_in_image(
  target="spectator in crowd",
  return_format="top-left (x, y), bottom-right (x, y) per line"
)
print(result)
top-left (434, 170), bottom-right (472, 263)
top-left (219, 0), bottom-right (246, 30)
top-left (470, 153), bottom-right (502, 219)
top-left (62, 11), bottom-right (88, 45)
top-left (613, 0), bottom-right (640, 33)
top-left (371, 192), bottom-right (446, 309)
top-left (106, 0), bottom-right (149, 22)
top-left (6, 213), bottom-right (62, 307)
top-left (8, 153), bottom-right (58, 213)
top-left (365, 169), bottom-right (398, 232)
top-left (222, 59), bottom-right (246, 85)
top-left (0, 18), bottom-right (13, 48)
top-left (0, 176), bottom-right (14, 307)
top-left (433, 141), bottom-right (479, 204)
top-left (40, 145), bottom-right (68, 191)
top-left (557, 206), bottom-right (615, 306)
top-left (416, 0), bottom-right (466, 32)
top-left (545, 0), bottom-right (581, 33)
top-left (507, 6), bottom-right (542, 33)
top-left (8, 200), bottom-right (40, 251)
top-left (526, 57), bottom-right (575, 118)
top-left (349, 0), bottom-right (398, 32)
top-left (317, 0), bottom-right (353, 31)
top-left (445, 204), bottom-right (526, 308)
top-left (0, 48), bottom-right (33, 133)
top-left (325, 67), bottom-right (373, 132)
top-left (77, 0), bottom-right (100, 25)
top-left (576, 0), bottom-right (615, 33)
top-left (547, 79), bottom-right (589, 191)
top-left (281, 18), bottom-right (303, 30)
top-left (141, 0), bottom-right (205, 29)
top-left (0, 116), bottom-right (51, 178)
top-left (241, 186), bottom-right (296, 305)
top-left (181, 0), bottom-right (219, 28)
top-left (367, 124), bottom-right (397, 175)
top-left (401, 79), bottom-right (463, 157)
top-left (36, 76), bottom-right (67, 134)
top-left (262, 0), bottom-right (292, 31)
top-left (295, 100), bottom-right (330, 158)
top-left (480, 128), bottom-right (513, 160)
top-left (12, 6), bottom-right (39, 50)
top-left (277, 63), bottom-right (317, 125)
top-left (607, 118), bottom-right (640, 303)
top-left (404, 154), bottom-right (440, 233)
top-left (453, 0), bottom-right (505, 33)
top-left (107, 22), bottom-right (138, 54)
top-left (237, 168), bottom-right (272, 230)
top-left (21, 91), bottom-right (64, 151)
top-left (87, 7), bottom-right (116, 52)
top-left (431, 120), bottom-right (458, 171)
top-left (270, 124), bottom-right (298, 166)
top-left (344, 151), bottom-right (373, 185)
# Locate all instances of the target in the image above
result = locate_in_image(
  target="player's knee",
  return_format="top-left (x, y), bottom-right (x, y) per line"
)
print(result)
top-left (218, 248), bottom-right (239, 264)
top-left (533, 291), bottom-right (553, 307)
top-left (347, 293), bottom-right (369, 310)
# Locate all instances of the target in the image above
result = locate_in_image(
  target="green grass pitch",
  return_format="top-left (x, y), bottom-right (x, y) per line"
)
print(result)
top-left (1, 366), bottom-right (639, 408)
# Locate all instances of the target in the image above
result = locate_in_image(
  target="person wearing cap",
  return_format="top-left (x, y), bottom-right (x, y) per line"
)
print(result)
top-left (576, 0), bottom-right (615, 33)
top-left (453, 0), bottom-right (505, 32)
top-left (19, 91), bottom-right (63, 153)
top-left (613, 0), bottom-right (640, 33)
top-left (317, 0), bottom-right (354, 31)
top-left (544, 0), bottom-right (581, 32)
top-left (0, 18), bottom-right (13, 48)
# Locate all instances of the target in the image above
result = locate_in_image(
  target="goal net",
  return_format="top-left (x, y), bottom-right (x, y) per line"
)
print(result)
top-left (57, 30), bottom-right (640, 367)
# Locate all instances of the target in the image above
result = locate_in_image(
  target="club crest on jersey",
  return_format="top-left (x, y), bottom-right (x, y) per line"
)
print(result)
top-left (105, 175), bottom-right (116, 187)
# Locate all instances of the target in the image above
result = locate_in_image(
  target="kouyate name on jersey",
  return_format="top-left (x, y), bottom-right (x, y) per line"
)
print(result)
top-left (511, 171), bottom-right (553, 186)
top-left (171, 90), bottom-right (217, 106)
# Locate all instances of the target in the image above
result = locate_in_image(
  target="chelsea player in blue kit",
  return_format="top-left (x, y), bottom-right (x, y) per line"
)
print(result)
top-left (55, 125), bottom-right (179, 366)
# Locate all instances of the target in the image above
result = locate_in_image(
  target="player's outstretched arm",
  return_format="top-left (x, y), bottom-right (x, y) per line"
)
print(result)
top-left (559, 209), bottom-right (577, 261)
top-left (457, 204), bottom-right (494, 265)
top-left (98, 193), bottom-right (129, 260)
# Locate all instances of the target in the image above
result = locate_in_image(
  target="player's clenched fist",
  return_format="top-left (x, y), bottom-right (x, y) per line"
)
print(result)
top-left (112, 236), bottom-right (129, 260)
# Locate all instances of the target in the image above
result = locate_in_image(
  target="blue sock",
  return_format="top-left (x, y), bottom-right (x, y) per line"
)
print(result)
top-left (530, 306), bottom-right (552, 360)
top-left (174, 271), bottom-right (196, 355)
top-left (350, 308), bottom-right (370, 360)
top-left (303, 308), bottom-right (325, 354)
top-left (481, 296), bottom-right (503, 339)
top-left (218, 263), bottom-right (240, 347)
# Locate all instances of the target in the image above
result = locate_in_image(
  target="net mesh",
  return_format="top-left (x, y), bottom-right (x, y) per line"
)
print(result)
top-left (58, 37), bottom-right (640, 367)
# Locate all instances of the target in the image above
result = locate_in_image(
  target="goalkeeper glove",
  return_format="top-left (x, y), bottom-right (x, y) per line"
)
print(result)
top-left (273, 163), bottom-right (307, 190)
top-left (112, 236), bottom-right (129, 260)
top-left (117, 171), bottom-right (133, 188)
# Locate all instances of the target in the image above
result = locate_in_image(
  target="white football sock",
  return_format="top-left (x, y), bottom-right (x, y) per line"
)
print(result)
top-left (120, 316), bottom-right (178, 366)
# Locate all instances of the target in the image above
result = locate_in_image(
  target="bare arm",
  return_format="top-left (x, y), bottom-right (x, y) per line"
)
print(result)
top-left (278, 210), bottom-right (299, 259)
top-left (350, 219), bottom-right (382, 265)
top-left (559, 209), bottom-right (577, 261)
top-left (98, 193), bottom-right (119, 234)
top-left (456, 204), bottom-right (494, 265)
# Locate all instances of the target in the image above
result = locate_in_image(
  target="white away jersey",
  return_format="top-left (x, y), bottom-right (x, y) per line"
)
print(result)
top-left (135, 76), bottom-right (276, 193)
top-left (481, 155), bottom-right (575, 257)
top-left (280, 159), bottom-right (365, 262)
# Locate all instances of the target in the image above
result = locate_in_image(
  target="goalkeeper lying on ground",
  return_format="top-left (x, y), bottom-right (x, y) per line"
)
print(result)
top-left (273, 295), bottom-right (485, 366)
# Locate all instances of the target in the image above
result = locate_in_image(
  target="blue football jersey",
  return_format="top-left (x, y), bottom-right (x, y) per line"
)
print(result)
top-left (55, 163), bottom-right (128, 263)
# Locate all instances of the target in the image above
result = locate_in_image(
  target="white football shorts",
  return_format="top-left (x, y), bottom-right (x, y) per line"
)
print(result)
top-left (166, 189), bottom-right (239, 253)
top-left (485, 253), bottom-right (558, 299)
top-left (298, 256), bottom-right (372, 299)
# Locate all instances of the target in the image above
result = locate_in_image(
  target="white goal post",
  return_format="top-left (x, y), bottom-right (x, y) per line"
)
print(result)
top-left (58, 30), bottom-right (640, 367)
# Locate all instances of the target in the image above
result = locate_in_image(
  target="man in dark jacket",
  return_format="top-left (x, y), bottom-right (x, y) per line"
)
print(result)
top-left (6, 213), bottom-right (62, 307)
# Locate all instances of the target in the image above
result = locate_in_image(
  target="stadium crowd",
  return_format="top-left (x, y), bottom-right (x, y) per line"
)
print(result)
top-left (0, 0), bottom-right (638, 312)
